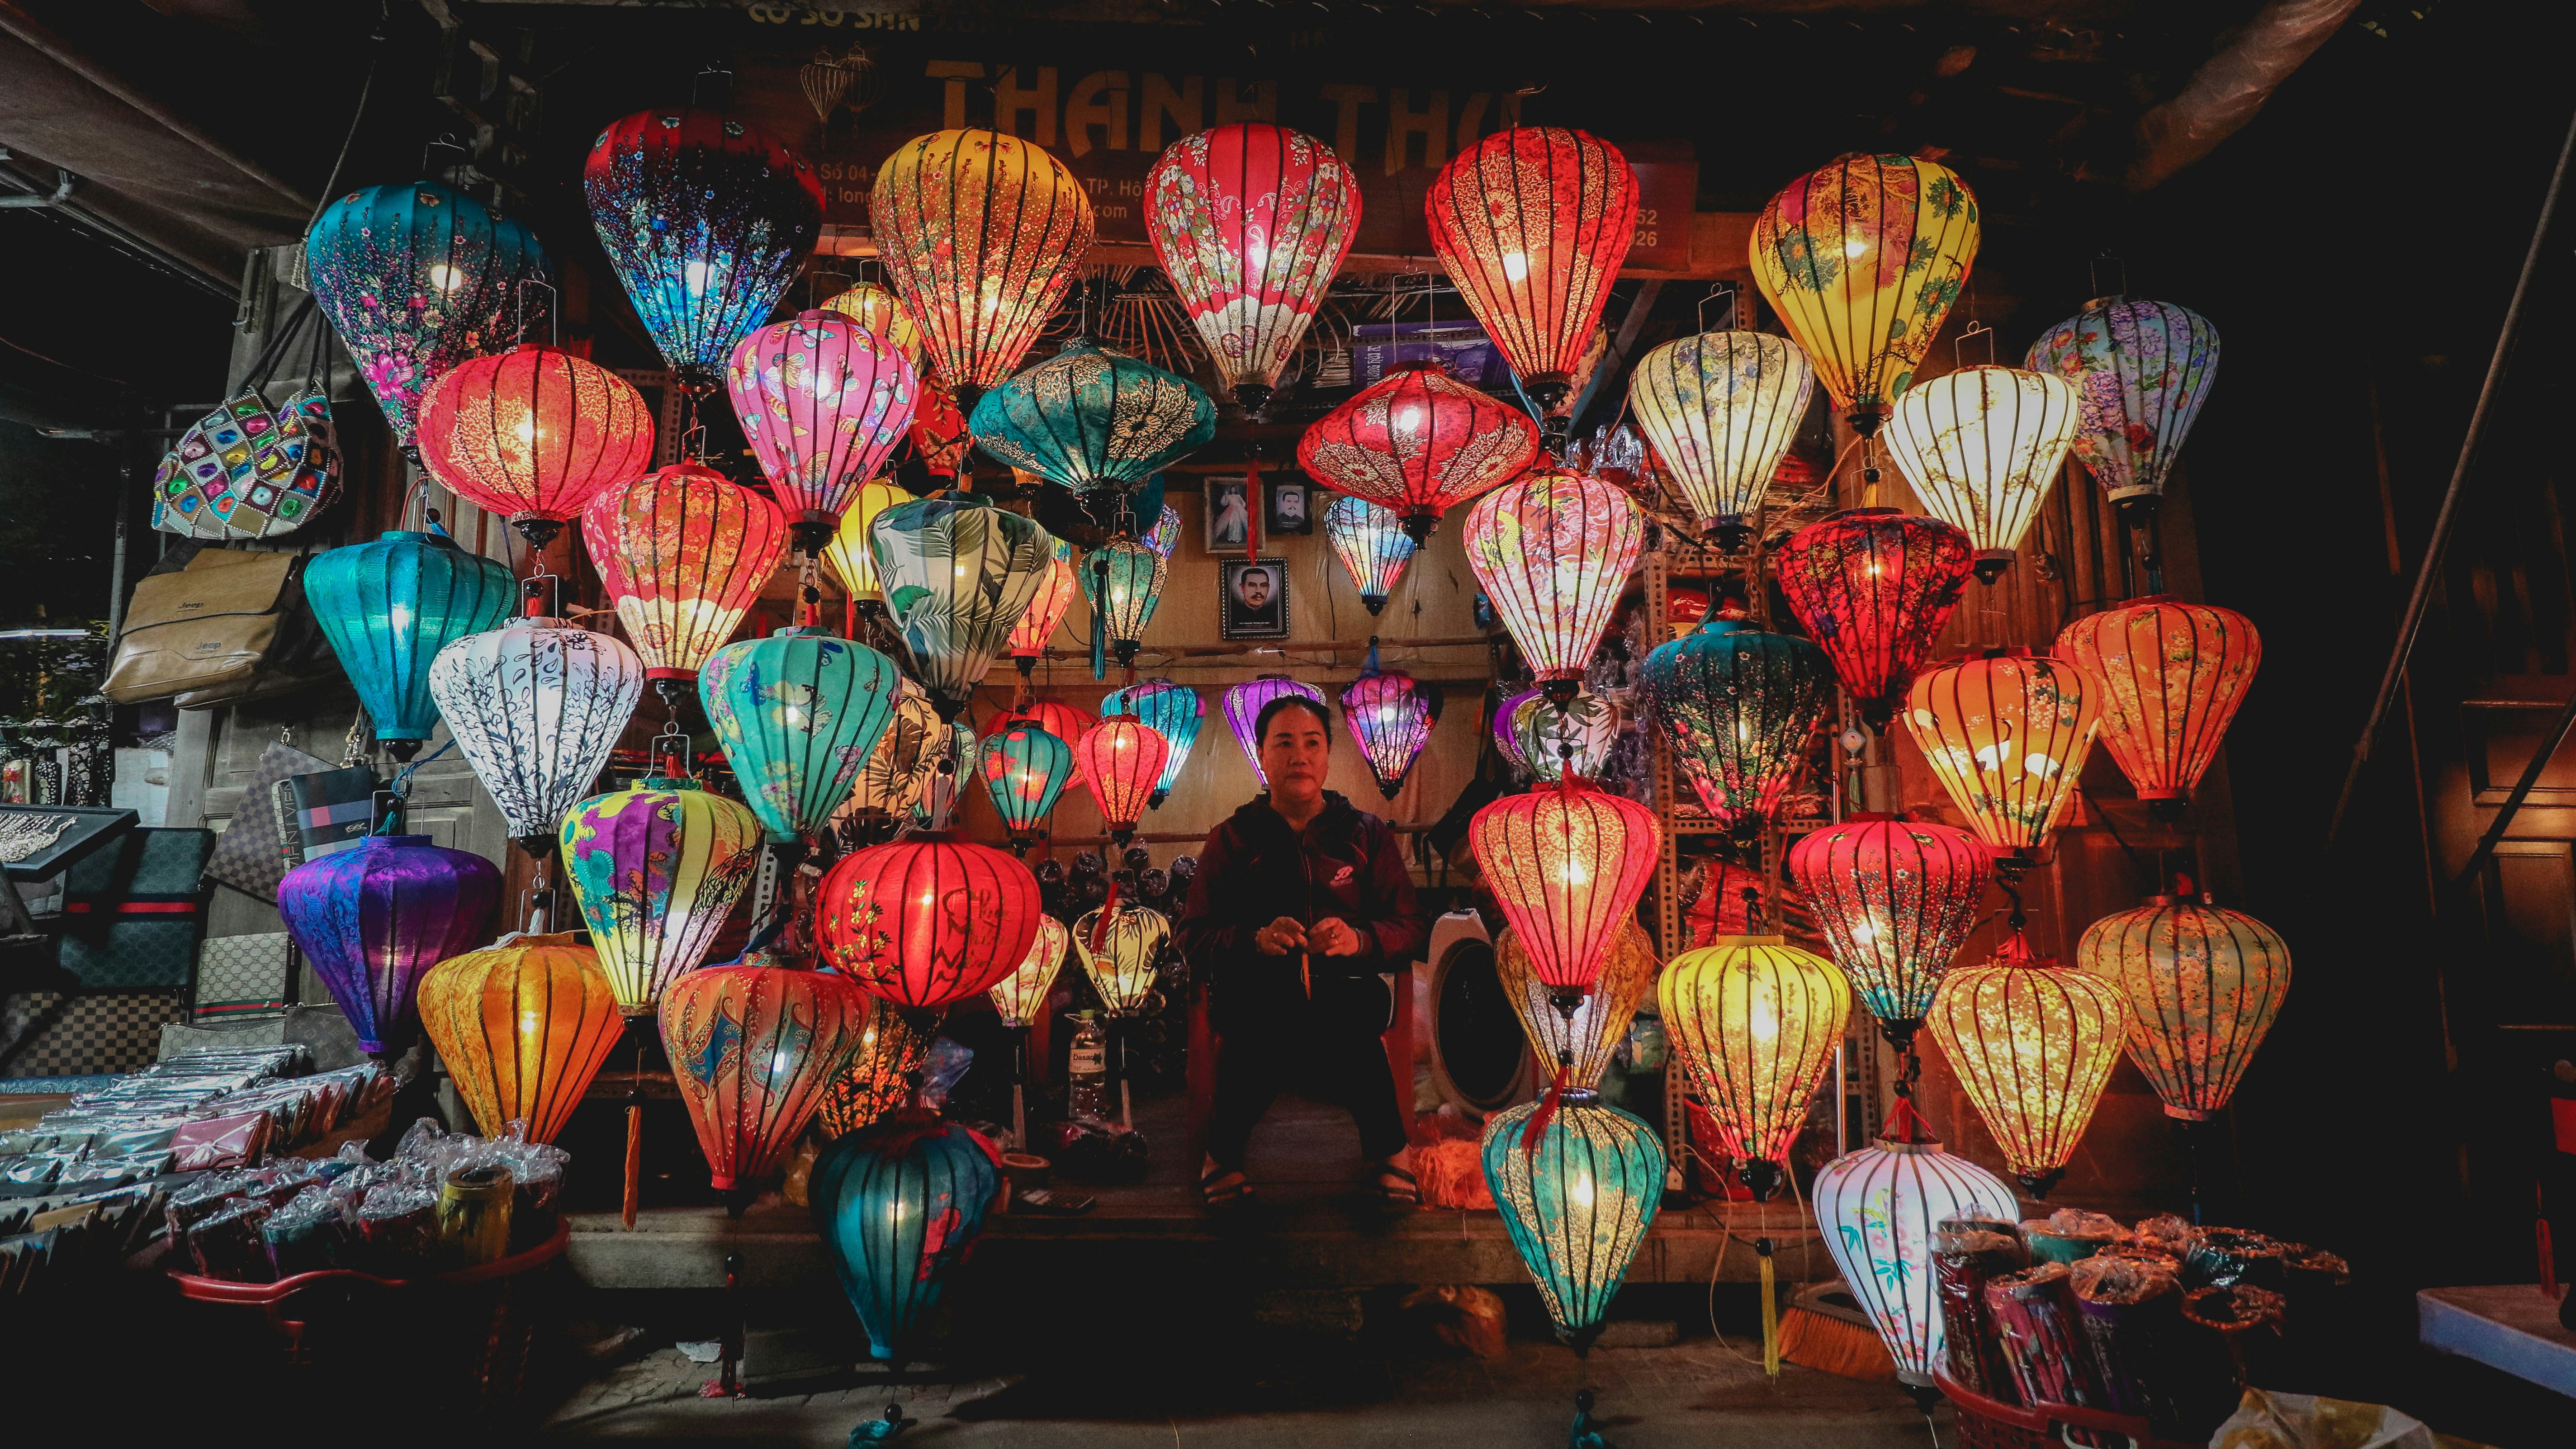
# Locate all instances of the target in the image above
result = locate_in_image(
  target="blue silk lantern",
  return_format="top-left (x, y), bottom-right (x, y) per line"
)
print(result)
top-left (303, 180), bottom-right (551, 454)
top-left (1640, 617), bottom-right (1835, 832)
top-left (810, 1117), bottom-right (1003, 1361)
top-left (1101, 678), bottom-right (1200, 809)
top-left (701, 627), bottom-right (904, 844)
top-left (979, 723), bottom-right (1073, 854)
top-left (278, 833), bottom-right (501, 1054)
top-left (1482, 1093), bottom-right (1666, 1348)
top-left (305, 530), bottom-right (516, 761)
top-left (966, 341), bottom-right (1217, 498)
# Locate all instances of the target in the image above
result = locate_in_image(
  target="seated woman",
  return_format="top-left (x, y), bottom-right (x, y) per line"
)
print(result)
top-left (1176, 693), bottom-right (1426, 1211)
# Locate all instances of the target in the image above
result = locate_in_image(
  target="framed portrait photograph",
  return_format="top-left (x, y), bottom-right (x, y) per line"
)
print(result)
top-left (1267, 479), bottom-right (1312, 535)
top-left (1220, 557), bottom-right (1292, 640)
top-left (1203, 475), bottom-right (1252, 553)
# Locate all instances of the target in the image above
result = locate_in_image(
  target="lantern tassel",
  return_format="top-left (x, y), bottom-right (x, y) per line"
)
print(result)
top-left (1519, 1057), bottom-right (1570, 1162)
top-left (622, 1101), bottom-right (643, 1230)
top-left (1090, 603), bottom-right (1108, 681)
top-left (1089, 879), bottom-right (1120, 954)
top-left (1757, 1237), bottom-right (1781, 1378)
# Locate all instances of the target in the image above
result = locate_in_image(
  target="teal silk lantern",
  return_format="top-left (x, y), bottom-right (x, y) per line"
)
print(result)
top-left (1482, 1093), bottom-right (1666, 1348)
top-left (1640, 616), bottom-right (1835, 831)
top-left (305, 530), bottom-right (515, 760)
top-left (700, 627), bottom-right (905, 844)
top-left (869, 491), bottom-right (1057, 721)
top-left (1102, 678), bottom-right (1200, 808)
top-left (979, 723), bottom-right (1073, 853)
top-left (967, 341), bottom-right (1217, 497)
top-left (1083, 539), bottom-right (1168, 676)
top-left (810, 1117), bottom-right (1003, 1361)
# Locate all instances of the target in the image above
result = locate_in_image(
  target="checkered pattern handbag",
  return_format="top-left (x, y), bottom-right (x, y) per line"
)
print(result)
top-left (0, 991), bottom-right (185, 1078)
top-left (192, 933), bottom-right (295, 1021)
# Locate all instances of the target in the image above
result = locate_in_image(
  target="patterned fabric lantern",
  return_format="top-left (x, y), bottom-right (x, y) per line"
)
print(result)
top-left (1884, 365), bottom-right (2080, 583)
top-left (1426, 127), bottom-right (1638, 430)
top-left (1751, 155), bottom-right (1980, 435)
top-left (1903, 650), bottom-right (2103, 868)
top-left (1469, 782), bottom-right (1661, 1006)
top-left (1660, 935), bottom-right (1852, 1198)
top-left (662, 956), bottom-right (872, 1194)
top-left (979, 724), bottom-right (1074, 852)
top-left (1639, 618), bottom-right (1834, 830)
top-left (1298, 365), bottom-right (1540, 542)
top-left (1463, 470), bottom-right (1645, 701)
top-left (991, 914), bottom-right (1070, 1027)
top-left (303, 180), bottom-right (550, 453)
top-left (1103, 679), bottom-right (1201, 808)
top-left (1324, 495), bottom-right (1417, 615)
top-left (1482, 1095), bottom-right (1665, 1346)
top-left (726, 310), bottom-right (920, 545)
top-left (811, 1117), bottom-right (1002, 1360)
top-left (1074, 718), bottom-right (1169, 847)
top-left (2025, 297), bottom-right (2220, 527)
top-left (278, 834), bottom-right (500, 1055)
top-left (869, 491), bottom-right (1056, 720)
top-left (561, 771), bottom-right (764, 1013)
top-left (417, 933), bottom-right (622, 1143)
top-left (990, 700), bottom-right (1099, 760)
top-left (1073, 904), bottom-right (1168, 1016)
top-left (1142, 503), bottom-right (1183, 559)
top-left (1628, 332), bottom-right (1816, 547)
top-left (2055, 599), bottom-right (2260, 814)
top-left (1497, 920), bottom-right (1658, 1091)
top-left (1775, 507), bottom-right (1975, 728)
top-left (815, 1001), bottom-right (946, 1138)
top-left (1814, 1129), bottom-right (2020, 1392)
top-left (817, 832), bottom-right (1043, 1008)
top-left (416, 345), bottom-right (654, 549)
top-left (1340, 670), bottom-right (1433, 801)
top-left (305, 530), bottom-right (516, 760)
top-left (1499, 688), bottom-right (1619, 783)
top-left (1785, 815), bottom-right (1990, 1049)
top-left (1146, 122), bottom-right (1361, 414)
top-left (2076, 895), bottom-right (2290, 1121)
top-left (871, 129), bottom-right (1094, 396)
top-left (909, 382), bottom-right (972, 481)
top-left (821, 282), bottom-right (925, 372)
top-left (584, 108), bottom-right (823, 388)
top-left (701, 627), bottom-right (904, 844)
top-left (820, 478), bottom-right (913, 616)
top-left (843, 678), bottom-right (943, 826)
top-left (912, 719), bottom-right (978, 830)
top-left (428, 617), bottom-right (644, 855)
top-left (969, 341), bottom-right (1216, 499)
top-left (1008, 535), bottom-right (1081, 676)
top-left (1223, 675), bottom-right (1326, 788)
top-left (582, 463), bottom-right (790, 686)
top-left (1927, 933), bottom-right (2130, 1197)
top-left (1082, 538), bottom-right (1169, 672)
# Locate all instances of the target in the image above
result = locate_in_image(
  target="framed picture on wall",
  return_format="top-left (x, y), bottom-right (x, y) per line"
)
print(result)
top-left (1203, 475), bottom-right (1253, 553)
top-left (1268, 479), bottom-right (1312, 535)
top-left (1219, 557), bottom-right (1291, 640)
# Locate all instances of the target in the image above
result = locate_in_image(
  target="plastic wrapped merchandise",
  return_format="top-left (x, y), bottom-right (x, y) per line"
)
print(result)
top-left (2185, 1227), bottom-right (2286, 1290)
top-left (261, 1189), bottom-right (346, 1279)
top-left (164, 1170), bottom-right (261, 1240)
top-left (2070, 1252), bottom-right (2187, 1435)
top-left (356, 1183), bottom-right (440, 1274)
top-left (2129, 1212), bottom-right (2199, 1258)
top-left (1932, 1215), bottom-right (2028, 1400)
top-left (436, 1163), bottom-right (515, 1267)
top-left (494, 1143), bottom-right (566, 1251)
top-left (2179, 1283), bottom-right (2286, 1429)
top-left (169, 1111), bottom-right (270, 1172)
top-left (185, 1198), bottom-right (275, 1282)
top-left (1, 1155), bottom-right (65, 1198)
top-left (1983, 1263), bottom-right (2096, 1412)
top-left (2022, 1208), bottom-right (2127, 1265)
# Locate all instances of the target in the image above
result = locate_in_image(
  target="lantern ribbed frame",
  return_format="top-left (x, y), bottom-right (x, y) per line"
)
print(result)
top-left (2025, 297), bottom-right (2221, 506)
top-left (1639, 617), bottom-right (1835, 829)
top-left (1426, 127), bottom-right (1638, 408)
top-left (417, 932), bottom-right (622, 1144)
top-left (1660, 935), bottom-right (1852, 1176)
top-left (417, 345), bottom-right (654, 529)
top-left (701, 627), bottom-right (905, 843)
top-left (1146, 123), bottom-right (1360, 405)
top-left (980, 724), bottom-right (1074, 841)
top-left (1297, 366), bottom-right (1539, 538)
top-left (811, 1119), bottom-right (1000, 1361)
top-left (1340, 670), bottom-right (1434, 800)
top-left (1497, 688), bottom-right (1618, 782)
top-left (969, 341), bottom-right (1217, 496)
top-left (1776, 507), bottom-right (1975, 726)
top-left (1324, 495), bottom-right (1417, 614)
top-left (1074, 904), bottom-right (1168, 1016)
top-left (992, 701), bottom-right (1099, 767)
top-left (817, 831), bottom-right (1044, 1009)
top-left (1223, 675), bottom-right (1326, 788)
top-left (842, 681), bottom-right (944, 822)
top-left (1903, 651), bottom-right (2103, 857)
top-left (1074, 718), bottom-right (1170, 838)
top-left (1009, 536), bottom-right (1081, 662)
top-left (278, 835), bottom-right (501, 1055)
top-left (1926, 942), bottom-right (2131, 1193)
top-left (821, 283), bottom-right (925, 372)
top-left (661, 961), bottom-right (873, 1190)
top-left (815, 1001), bottom-right (946, 1139)
top-left (1885, 365), bottom-right (2079, 575)
top-left (2055, 598), bottom-right (2260, 805)
top-left (868, 492), bottom-right (1057, 719)
top-left (306, 530), bottom-right (518, 751)
top-left (581, 463), bottom-right (790, 682)
top-left (871, 129), bottom-right (1095, 392)
top-left (428, 619), bottom-right (644, 849)
top-left (1629, 331), bottom-right (1816, 536)
top-left (1813, 1138), bottom-right (2020, 1386)
top-left (820, 479), bottom-right (914, 607)
top-left (1468, 782), bottom-right (1661, 997)
top-left (1482, 1098), bottom-right (1665, 1347)
top-left (1463, 470), bottom-right (1645, 687)
top-left (1083, 539), bottom-right (1170, 664)
top-left (726, 310), bottom-right (920, 533)
top-left (2075, 898), bottom-right (2289, 1121)
top-left (1497, 919), bottom-right (1658, 1089)
top-left (560, 774), bottom-right (764, 1013)
top-left (1785, 815), bottom-right (1991, 1032)
top-left (991, 914), bottom-right (1070, 1027)
top-left (1103, 679), bottom-right (1201, 806)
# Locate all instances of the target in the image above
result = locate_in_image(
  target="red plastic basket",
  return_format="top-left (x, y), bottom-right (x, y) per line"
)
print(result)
top-left (1933, 1365), bottom-right (2201, 1449)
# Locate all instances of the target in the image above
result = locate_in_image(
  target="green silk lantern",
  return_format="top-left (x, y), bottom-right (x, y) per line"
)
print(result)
top-left (966, 340), bottom-right (1217, 498)
top-left (1639, 617), bottom-right (1836, 831)
top-left (868, 491), bottom-right (1057, 720)
top-left (700, 627), bottom-right (905, 844)
top-left (1482, 1093), bottom-right (1666, 1348)
top-left (304, 530), bottom-right (516, 760)
top-left (1083, 538), bottom-right (1168, 676)
top-left (979, 723), bottom-right (1073, 854)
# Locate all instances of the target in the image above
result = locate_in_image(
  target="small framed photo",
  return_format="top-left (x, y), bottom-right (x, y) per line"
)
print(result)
top-left (1203, 475), bottom-right (1252, 553)
top-left (1220, 557), bottom-right (1292, 640)
top-left (1268, 479), bottom-right (1312, 535)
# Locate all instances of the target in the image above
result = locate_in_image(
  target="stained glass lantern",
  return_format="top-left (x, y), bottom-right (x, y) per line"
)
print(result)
top-left (1142, 502), bottom-right (1184, 559)
top-left (1750, 155), bottom-right (1980, 436)
top-left (305, 530), bottom-right (516, 761)
top-left (1464, 470), bottom-right (1645, 702)
top-left (1082, 538), bottom-right (1169, 673)
top-left (1426, 127), bottom-right (1638, 433)
top-left (2055, 598), bottom-right (2260, 817)
top-left (1103, 678), bottom-right (1200, 808)
top-left (1775, 507), bottom-right (1975, 728)
top-left (991, 914), bottom-right (1069, 1028)
top-left (1498, 688), bottom-right (1618, 783)
top-left (278, 834), bottom-right (501, 1055)
top-left (1884, 365), bottom-right (2081, 583)
top-left (428, 616), bottom-right (644, 856)
top-left (584, 108), bottom-right (824, 388)
top-left (970, 341), bottom-right (1217, 500)
top-left (2026, 297), bottom-right (2220, 529)
top-left (1469, 781), bottom-right (1661, 1009)
top-left (1146, 122), bottom-right (1361, 414)
top-left (979, 724), bottom-right (1073, 852)
top-left (1341, 670), bottom-right (1433, 800)
top-left (815, 1001), bottom-right (946, 1138)
top-left (561, 770), bottom-right (764, 1013)
top-left (1298, 365), bottom-right (1540, 543)
top-left (581, 463), bottom-right (790, 690)
top-left (869, 491), bottom-right (1057, 720)
top-left (1629, 332), bottom-right (1816, 548)
top-left (1813, 1127), bottom-right (2019, 1396)
top-left (1927, 933), bottom-right (2131, 1198)
top-left (1640, 618), bottom-right (1835, 831)
top-left (1008, 535), bottom-right (1081, 676)
top-left (811, 1116), bottom-right (1001, 1361)
top-left (416, 345), bottom-right (655, 551)
top-left (1785, 815), bottom-right (1990, 1050)
top-left (1660, 935), bottom-right (1852, 1199)
top-left (817, 831), bottom-right (1044, 1009)
top-left (871, 129), bottom-right (1095, 398)
top-left (1903, 650), bottom-right (2104, 870)
top-left (2076, 894), bottom-right (2290, 1121)
top-left (1073, 904), bottom-right (1169, 1017)
top-left (304, 180), bottom-right (550, 454)
top-left (820, 478), bottom-right (913, 619)
top-left (661, 955), bottom-right (871, 1203)
top-left (1482, 1094), bottom-right (1665, 1347)
top-left (1325, 495), bottom-right (1417, 615)
top-left (1223, 675), bottom-right (1326, 788)
top-left (726, 310), bottom-right (920, 549)
top-left (822, 282), bottom-right (925, 372)
top-left (701, 627), bottom-right (904, 844)
top-left (417, 934), bottom-right (621, 1146)
top-left (843, 679), bottom-right (943, 826)
top-left (1074, 718), bottom-right (1169, 847)
top-left (1497, 919), bottom-right (1658, 1090)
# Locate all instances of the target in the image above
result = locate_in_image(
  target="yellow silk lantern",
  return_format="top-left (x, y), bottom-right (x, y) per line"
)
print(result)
top-left (1902, 649), bottom-right (2102, 871)
top-left (1658, 934), bottom-right (1851, 1198)
top-left (1496, 919), bottom-right (1658, 1090)
top-left (417, 933), bottom-right (623, 1144)
top-left (821, 282), bottom-right (926, 373)
top-left (1073, 904), bottom-right (1166, 1017)
top-left (991, 914), bottom-right (1070, 1028)
top-left (1628, 331), bottom-right (1816, 548)
top-left (870, 129), bottom-right (1094, 395)
top-left (820, 478), bottom-right (914, 613)
top-left (1924, 934), bottom-right (2130, 1198)
top-left (1883, 365), bottom-right (2080, 583)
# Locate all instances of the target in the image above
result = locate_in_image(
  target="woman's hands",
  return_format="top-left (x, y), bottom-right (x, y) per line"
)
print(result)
top-left (1255, 917), bottom-right (1306, 955)
top-left (1255, 916), bottom-right (1367, 957)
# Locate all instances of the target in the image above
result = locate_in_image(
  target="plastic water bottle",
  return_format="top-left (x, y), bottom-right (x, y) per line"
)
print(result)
top-left (1067, 1011), bottom-right (1109, 1122)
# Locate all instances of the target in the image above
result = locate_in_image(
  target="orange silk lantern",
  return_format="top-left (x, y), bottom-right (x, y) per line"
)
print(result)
top-left (1468, 781), bottom-right (1660, 1010)
top-left (416, 345), bottom-right (656, 553)
top-left (2055, 598), bottom-right (2260, 816)
top-left (580, 462), bottom-right (788, 691)
top-left (1463, 469), bottom-right (1645, 703)
top-left (1902, 649), bottom-right (2102, 871)
top-left (416, 933), bottom-right (623, 1144)
top-left (1659, 934), bottom-right (1851, 1199)
top-left (1074, 717), bottom-right (1169, 847)
top-left (869, 129), bottom-right (1094, 399)
top-left (659, 957), bottom-right (874, 1198)
top-left (1298, 365), bottom-right (1540, 543)
top-left (2076, 893), bottom-right (2290, 1122)
top-left (1926, 932), bottom-right (2130, 1198)
top-left (1008, 536), bottom-right (1081, 677)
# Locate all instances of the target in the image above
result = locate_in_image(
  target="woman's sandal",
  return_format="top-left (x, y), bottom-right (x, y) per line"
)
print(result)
top-left (1373, 1164), bottom-right (1420, 1209)
top-left (1200, 1166), bottom-right (1255, 1212)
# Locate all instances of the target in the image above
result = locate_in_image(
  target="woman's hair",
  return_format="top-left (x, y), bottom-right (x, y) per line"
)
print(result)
top-left (1254, 693), bottom-right (1331, 744)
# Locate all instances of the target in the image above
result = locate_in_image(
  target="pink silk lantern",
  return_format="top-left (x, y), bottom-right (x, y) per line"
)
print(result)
top-left (725, 309), bottom-right (921, 549)
top-left (1463, 469), bottom-right (1645, 701)
top-left (581, 462), bottom-right (789, 687)
top-left (1468, 781), bottom-right (1661, 1009)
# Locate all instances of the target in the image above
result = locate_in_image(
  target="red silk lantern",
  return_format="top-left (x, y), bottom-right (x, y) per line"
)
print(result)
top-left (1775, 507), bottom-right (1973, 728)
top-left (581, 462), bottom-right (789, 688)
top-left (1425, 127), bottom-right (1638, 432)
top-left (1468, 781), bottom-right (1660, 1008)
top-left (659, 957), bottom-right (873, 1196)
top-left (1903, 649), bottom-right (2103, 870)
top-left (2055, 597), bottom-right (2260, 815)
top-left (725, 309), bottom-right (921, 548)
top-left (817, 831), bottom-right (1043, 1009)
top-left (1785, 814), bottom-right (1990, 1050)
top-left (1463, 469), bottom-right (1645, 701)
top-left (910, 383), bottom-right (971, 482)
top-left (1074, 717), bottom-right (1169, 846)
top-left (416, 345), bottom-right (655, 551)
top-left (1297, 365), bottom-right (1540, 543)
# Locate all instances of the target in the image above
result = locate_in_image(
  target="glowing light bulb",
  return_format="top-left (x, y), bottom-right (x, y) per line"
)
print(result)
top-left (682, 259), bottom-right (713, 294)
top-left (1501, 251), bottom-right (1530, 282)
top-left (1842, 238), bottom-right (1867, 260)
top-left (1394, 406), bottom-right (1424, 433)
top-left (426, 263), bottom-right (466, 292)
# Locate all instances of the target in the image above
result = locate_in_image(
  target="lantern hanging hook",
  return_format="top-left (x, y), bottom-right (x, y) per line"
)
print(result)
top-left (693, 64), bottom-right (735, 109)
top-left (1697, 282), bottom-right (1738, 336)
top-left (2087, 251), bottom-right (2127, 303)
top-left (421, 133), bottom-right (469, 182)
top-left (1953, 320), bottom-right (1995, 371)
top-left (514, 277), bottom-right (559, 348)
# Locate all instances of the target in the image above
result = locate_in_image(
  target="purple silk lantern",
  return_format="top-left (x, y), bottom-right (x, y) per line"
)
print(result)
top-left (278, 834), bottom-right (501, 1053)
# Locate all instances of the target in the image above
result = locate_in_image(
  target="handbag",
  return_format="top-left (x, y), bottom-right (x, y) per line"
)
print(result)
top-left (103, 547), bottom-right (308, 705)
top-left (285, 762), bottom-right (380, 865)
top-left (151, 298), bottom-right (341, 542)
top-left (201, 740), bottom-right (328, 899)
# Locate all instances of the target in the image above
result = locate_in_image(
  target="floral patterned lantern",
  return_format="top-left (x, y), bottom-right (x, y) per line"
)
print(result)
top-left (2025, 297), bottom-right (2220, 529)
top-left (417, 933), bottom-right (623, 1143)
top-left (815, 1001), bottom-right (946, 1138)
top-left (1082, 538), bottom-right (1169, 673)
top-left (1340, 669), bottom-right (1433, 801)
top-left (1074, 717), bottom-right (1169, 847)
top-left (581, 463), bottom-right (789, 690)
top-left (1482, 1094), bottom-right (1665, 1347)
top-left (1008, 535), bottom-right (1081, 676)
top-left (979, 723), bottom-right (1074, 853)
top-left (1103, 678), bottom-right (1200, 808)
top-left (1146, 122), bottom-right (1361, 414)
top-left (1073, 904), bottom-right (1168, 1017)
top-left (561, 769), bottom-right (764, 1013)
top-left (1775, 507), bottom-right (1974, 728)
top-left (1639, 618), bottom-right (1834, 830)
top-left (2076, 894), bottom-right (2290, 1121)
top-left (869, 491), bottom-right (1057, 720)
top-left (428, 616), bottom-right (644, 856)
top-left (726, 310), bottom-right (920, 547)
top-left (1324, 495), bottom-right (1417, 615)
top-left (1902, 649), bottom-right (2104, 871)
top-left (970, 341), bottom-right (1217, 501)
top-left (584, 108), bottom-right (823, 388)
top-left (1499, 688), bottom-right (1619, 783)
top-left (820, 478), bottom-right (914, 618)
top-left (2055, 598), bottom-right (2260, 816)
top-left (1785, 815), bottom-right (1990, 1049)
top-left (822, 282), bottom-right (925, 372)
top-left (416, 345), bottom-right (654, 550)
top-left (1884, 365), bottom-right (2081, 583)
top-left (1751, 155), bottom-right (1980, 436)
top-left (661, 956), bottom-right (872, 1197)
top-left (700, 627), bottom-right (904, 844)
top-left (305, 530), bottom-right (516, 761)
top-left (1464, 470), bottom-right (1645, 702)
top-left (1469, 781), bottom-right (1661, 1009)
top-left (817, 831), bottom-right (1044, 1008)
top-left (991, 914), bottom-right (1070, 1028)
top-left (1927, 933), bottom-right (2131, 1197)
top-left (1298, 365), bottom-right (1540, 543)
top-left (278, 834), bottom-right (501, 1055)
top-left (1814, 1127), bottom-right (2020, 1395)
top-left (911, 719), bottom-right (978, 830)
top-left (811, 1116), bottom-right (1002, 1361)
top-left (842, 678), bottom-right (943, 827)
top-left (1629, 331), bottom-right (1816, 548)
top-left (1660, 935), bottom-right (1852, 1198)
top-left (909, 382), bottom-right (972, 482)
top-left (1223, 675), bottom-right (1326, 788)
top-left (303, 180), bottom-right (550, 454)
top-left (871, 129), bottom-right (1094, 397)
top-left (1497, 919), bottom-right (1658, 1090)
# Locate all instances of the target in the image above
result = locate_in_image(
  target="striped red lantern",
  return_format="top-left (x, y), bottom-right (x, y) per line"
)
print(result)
top-left (1073, 716), bottom-right (1169, 847)
top-left (816, 831), bottom-right (1043, 1009)
top-left (1468, 781), bottom-right (1660, 1008)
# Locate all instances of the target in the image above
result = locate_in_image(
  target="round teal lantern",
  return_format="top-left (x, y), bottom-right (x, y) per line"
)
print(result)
top-left (810, 1118), bottom-right (1002, 1362)
top-left (700, 627), bottom-right (905, 844)
top-left (305, 530), bottom-right (516, 760)
top-left (966, 341), bottom-right (1216, 497)
top-left (1103, 679), bottom-right (1201, 809)
top-left (1083, 539), bottom-right (1168, 676)
top-left (1482, 1093), bottom-right (1666, 1350)
top-left (978, 723), bottom-right (1073, 855)
top-left (1639, 616), bottom-right (1836, 833)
